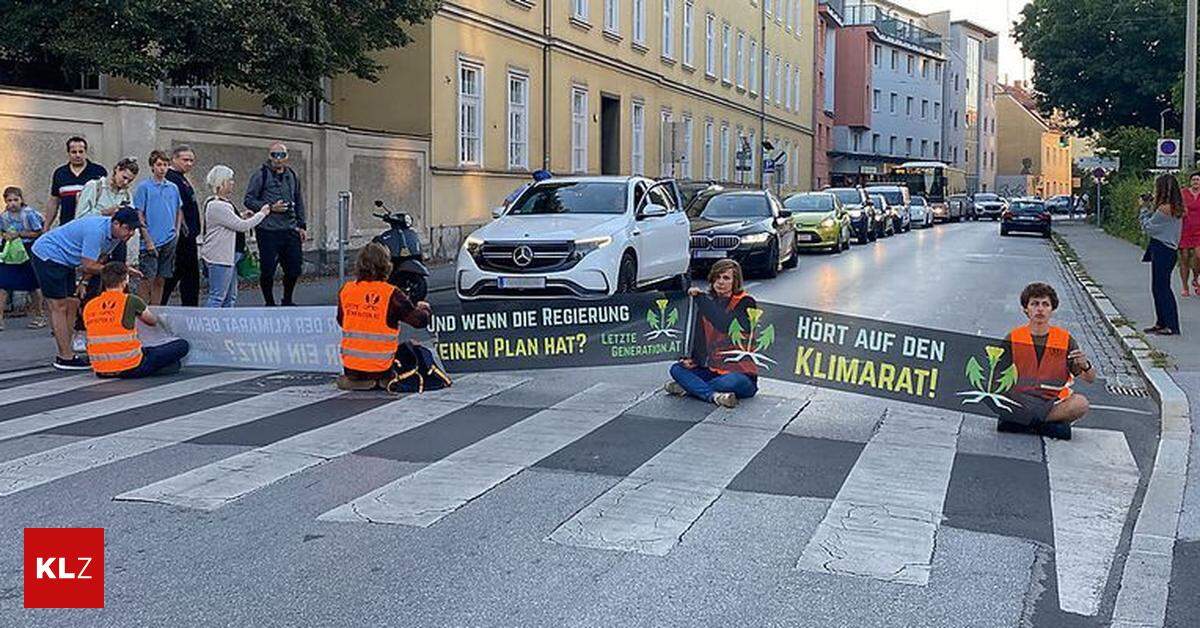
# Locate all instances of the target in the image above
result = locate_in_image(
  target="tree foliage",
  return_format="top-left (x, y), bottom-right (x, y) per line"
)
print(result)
top-left (0, 0), bottom-right (439, 108)
top-left (1095, 125), bottom-right (1160, 177)
top-left (1013, 0), bottom-right (1185, 134)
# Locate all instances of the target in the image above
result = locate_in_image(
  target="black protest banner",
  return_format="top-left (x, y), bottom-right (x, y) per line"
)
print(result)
top-left (429, 293), bottom-right (692, 372)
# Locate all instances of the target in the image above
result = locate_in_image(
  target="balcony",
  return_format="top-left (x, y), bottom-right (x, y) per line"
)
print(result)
top-left (820, 0), bottom-right (845, 22)
top-left (844, 4), bottom-right (941, 55)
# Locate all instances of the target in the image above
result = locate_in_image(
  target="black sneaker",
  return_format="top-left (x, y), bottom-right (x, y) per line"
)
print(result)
top-left (1038, 422), bottom-right (1072, 441)
top-left (53, 355), bottom-right (91, 371)
top-left (996, 421), bottom-right (1034, 434)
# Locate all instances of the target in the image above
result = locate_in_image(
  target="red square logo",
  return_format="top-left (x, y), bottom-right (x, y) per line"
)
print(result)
top-left (24, 528), bottom-right (104, 608)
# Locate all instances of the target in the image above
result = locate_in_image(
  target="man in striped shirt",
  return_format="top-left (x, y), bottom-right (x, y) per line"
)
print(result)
top-left (45, 136), bottom-right (107, 228)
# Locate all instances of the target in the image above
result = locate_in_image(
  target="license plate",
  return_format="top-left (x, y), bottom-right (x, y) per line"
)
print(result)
top-left (498, 276), bottom-right (546, 289)
top-left (1018, 216), bottom-right (1035, 221)
top-left (695, 250), bottom-right (726, 259)
top-left (796, 233), bottom-right (818, 242)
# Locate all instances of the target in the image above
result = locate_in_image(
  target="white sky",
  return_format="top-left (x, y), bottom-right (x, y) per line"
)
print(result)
top-left (900, 0), bottom-right (1033, 83)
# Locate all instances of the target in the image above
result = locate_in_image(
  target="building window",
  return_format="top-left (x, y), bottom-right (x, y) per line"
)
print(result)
top-left (720, 124), bottom-right (730, 180)
top-left (748, 130), bottom-right (757, 180)
top-left (632, 101), bottom-right (646, 175)
top-left (871, 133), bottom-right (880, 153)
top-left (889, 136), bottom-right (896, 155)
top-left (921, 99), bottom-right (928, 119)
top-left (906, 96), bottom-right (913, 117)
top-left (873, 45), bottom-right (881, 67)
top-left (633, 0), bottom-right (646, 44)
top-left (662, 0), bottom-right (675, 59)
top-left (682, 1), bottom-right (694, 66)
top-left (851, 130), bottom-right (861, 152)
top-left (660, 111), bottom-right (673, 175)
top-left (573, 0), bottom-right (589, 21)
top-left (721, 23), bottom-right (732, 82)
top-left (933, 141), bottom-right (940, 158)
top-left (604, 0), bottom-right (619, 33)
top-left (704, 14), bottom-right (716, 75)
top-left (890, 92), bottom-right (897, 114)
top-left (872, 89), bottom-right (880, 112)
top-left (680, 115), bottom-right (694, 178)
top-left (921, 59), bottom-right (929, 78)
top-left (763, 47), bottom-right (772, 98)
top-left (749, 39), bottom-right (759, 94)
top-left (792, 69), bottom-right (800, 113)
top-left (934, 102), bottom-right (941, 121)
top-left (703, 120), bottom-right (714, 179)
top-left (905, 138), bottom-right (913, 156)
top-left (736, 32), bottom-right (746, 88)
top-left (571, 87), bottom-right (589, 173)
top-left (891, 50), bottom-right (898, 70)
top-left (784, 63), bottom-right (792, 109)
top-left (907, 54), bottom-right (914, 74)
top-left (160, 83), bottom-right (215, 110)
top-left (507, 73), bottom-right (529, 169)
top-left (785, 0), bottom-right (794, 30)
top-left (935, 62), bottom-right (942, 82)
top-left (457, 60), bottom-right (483, 166)
top-left (773, 55), bottom-right (782, 105)
top-left (920, 139), bottom-right (928, 157)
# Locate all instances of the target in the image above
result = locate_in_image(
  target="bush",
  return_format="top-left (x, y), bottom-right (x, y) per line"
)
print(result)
top-left (1101, 175), bottom-right (1151, 247)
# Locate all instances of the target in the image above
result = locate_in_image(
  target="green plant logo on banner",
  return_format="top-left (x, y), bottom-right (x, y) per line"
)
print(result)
top-left (957, 345), bottom-right (1021, 411)
top-left (645, 299), bottom-right (681, 340)
top-left (720, 307), bottom-right (778, 369)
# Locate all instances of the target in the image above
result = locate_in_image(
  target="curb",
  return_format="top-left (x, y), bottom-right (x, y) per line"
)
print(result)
top-left (1053, 234), bottom-right (1192, 628)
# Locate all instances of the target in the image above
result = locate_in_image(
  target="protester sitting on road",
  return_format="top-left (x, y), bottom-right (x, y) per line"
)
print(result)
top-left (200, 165), bottom-right (271, 308)
top-left (30, 207), bottom-right (143, 370)
top-left (336, 242), bottom-right (432, 391)
top-left (1141, 174), bottom-right (1184, 336)
top-left (0, 186), bottom-right (47, 331)
top-left (996, 282), bottom-right (1096, 440)
top-left (664, 258), bottom-right (759, 408)
top-left (82, 261), bottom-right (189, 378)
top-left (133, 150), bottom-right (183, 307)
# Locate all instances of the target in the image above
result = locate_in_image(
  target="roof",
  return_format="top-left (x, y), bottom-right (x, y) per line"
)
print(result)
top-left (999, 83), bottom-right (1053, 131)
top-left (951, 19), bottom-right (999, 39)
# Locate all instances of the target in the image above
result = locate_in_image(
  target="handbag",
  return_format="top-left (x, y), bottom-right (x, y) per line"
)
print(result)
top-left (0, 237), bottom-right (28, 265)
top-left (236, 250), bottom-right (260, 280)
top-left (386, 341), bottom-right (453, 394)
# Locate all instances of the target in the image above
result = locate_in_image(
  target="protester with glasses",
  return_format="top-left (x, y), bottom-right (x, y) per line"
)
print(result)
top-left (244, 142), bottom-right (306, 306)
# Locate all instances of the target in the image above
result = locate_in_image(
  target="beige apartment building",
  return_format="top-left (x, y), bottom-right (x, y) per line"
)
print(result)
top-left (995, 82), bottom-right (1071, 199)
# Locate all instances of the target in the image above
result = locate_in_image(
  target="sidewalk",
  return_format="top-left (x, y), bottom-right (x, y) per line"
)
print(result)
top-left (1054, 221), bottom-right (1199, 626)
top-left (233, 262), bottom-right (456, 307)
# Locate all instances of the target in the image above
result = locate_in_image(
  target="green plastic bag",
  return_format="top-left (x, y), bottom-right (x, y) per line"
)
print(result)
top-left (0, 238), bottom-right (29, 265)
top-left (236, 250), bottom-right (260, 281)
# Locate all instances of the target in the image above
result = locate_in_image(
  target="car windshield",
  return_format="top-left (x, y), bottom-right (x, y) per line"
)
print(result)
top-left (784, 194), bottom-right (834, 212)
top-left (827, 188), bottom-right (863, 206)
top-left (507, 181), bottom-right (627, 215)
top-left (690, 193), bottom-right (770, 219)
top-left (911, 197), bottom-right (927, 206)
top-left (867, 189), bottom-right (905, 205)
top-left (871, 195), bottom-right (887, 207)
top-left (1010, 201), bottom-right (1045, 214)
top-left (975, 193), bottom-right (1000, 202)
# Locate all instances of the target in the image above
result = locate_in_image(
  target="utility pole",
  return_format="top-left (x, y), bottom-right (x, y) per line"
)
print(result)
top-left (1184, 0), bottom-right (1198, 168)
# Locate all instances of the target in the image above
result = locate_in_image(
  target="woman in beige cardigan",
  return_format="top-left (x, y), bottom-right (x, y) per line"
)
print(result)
top-left (199, 165), bottom-right (270, 307)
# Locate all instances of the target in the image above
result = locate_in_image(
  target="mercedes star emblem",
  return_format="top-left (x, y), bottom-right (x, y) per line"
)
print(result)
top-left (512, 245), bottom-right (534, 267)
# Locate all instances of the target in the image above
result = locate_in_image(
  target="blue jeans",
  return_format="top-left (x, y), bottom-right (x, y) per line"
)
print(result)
top-left (105, 339), bottom-right (190, 379)
top-left (669, 362), bottom-right (758, 402)
top-left (204, 257), bottom-right (239, 308)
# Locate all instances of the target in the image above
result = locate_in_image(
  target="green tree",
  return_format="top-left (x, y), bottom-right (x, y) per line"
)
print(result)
top-left (1095, 125), bottom-right (1160, 177)
top-left (1013, 0), bottom-right (1185, 134)
top-left (0, 0), bottom-right (439, 109)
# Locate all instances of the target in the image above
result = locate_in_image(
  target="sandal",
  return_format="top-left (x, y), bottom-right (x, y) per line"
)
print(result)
top-left (26, 317), bottom-right (46, 330)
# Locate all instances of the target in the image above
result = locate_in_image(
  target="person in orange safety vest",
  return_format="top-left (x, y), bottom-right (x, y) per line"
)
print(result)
top-left (336, 242), bottom-right (430, 390)
top-left (82, 261), bottom-right (189, 378)
top-left (998, 282), bottom-right (1095, 440)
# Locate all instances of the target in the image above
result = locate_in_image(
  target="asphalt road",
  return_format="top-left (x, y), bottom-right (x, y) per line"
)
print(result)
top-left (0, 220), bottom-right (1159, 627)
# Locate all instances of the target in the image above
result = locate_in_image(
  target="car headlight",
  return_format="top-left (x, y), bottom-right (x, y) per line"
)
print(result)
top-left (740, 233), bottom-right (770, 245)
top-left (464, 235), bottom-right (484, 257)
top-left (570, 235), bottom-right (612, 260)
top-left (820, 218), bottom-right (835, 229)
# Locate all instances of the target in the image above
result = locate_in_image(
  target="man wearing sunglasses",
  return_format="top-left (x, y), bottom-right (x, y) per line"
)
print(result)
top-left (244, 142), bottom-right (306, 306)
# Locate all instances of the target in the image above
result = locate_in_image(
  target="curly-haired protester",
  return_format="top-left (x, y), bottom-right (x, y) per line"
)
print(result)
top-left (82, 261), bottom-right (189, 378)
top-left (664, 258), bottom-right (759, 408)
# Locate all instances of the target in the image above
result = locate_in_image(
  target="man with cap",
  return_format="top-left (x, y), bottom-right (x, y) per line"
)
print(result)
top-left (30, 207), bottom-right (143, 370)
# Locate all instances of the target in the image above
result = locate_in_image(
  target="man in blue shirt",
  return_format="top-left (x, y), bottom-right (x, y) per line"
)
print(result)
top-left (30, 208), bottom-right (142, 370)
top-left (133, 150), bottom-right (181, 306)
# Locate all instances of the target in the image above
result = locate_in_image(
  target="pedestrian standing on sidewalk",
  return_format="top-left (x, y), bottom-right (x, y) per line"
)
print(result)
top-left (200, 165), bottom-right (271, 308)
top-left (162, 145), bottom-right (201, 306)
top-left (0, 187), bottom-right (47, 331)
top-left (663, 259), bottom-right (759, 409)
top-left (1141, 174), bottom-right (1185, 336)
top-left (1180, 172), bottom-right (1200, 297)
top-left (243, 142), bottom-right (306, 306)
top-left (82, 261), bottom-right (189, 379)
top-left (76, 157), bottom-right (142, 267)
top-left (45, 137), bottom-right (106, 228)
top-left (133, 150), bottom-right (182, 307)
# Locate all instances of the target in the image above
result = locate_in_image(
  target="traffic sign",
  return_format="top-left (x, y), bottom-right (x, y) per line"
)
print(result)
top-left (1092, 167), bottom-right (1107, 180)
top-left (763, 158), bottom-right (776, 174)
top-left (1157, 138), bottom-right (1181, 169)
top-left (1076, 156), bottom-right (1120, 172)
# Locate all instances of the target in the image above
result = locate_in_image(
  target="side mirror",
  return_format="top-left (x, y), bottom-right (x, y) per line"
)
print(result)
top-left (491, 206), bottom-right (505, 219)
top-left (639, 203), bottom-right (668, 219)
top-left (778, 209), bottom-right (793, 219)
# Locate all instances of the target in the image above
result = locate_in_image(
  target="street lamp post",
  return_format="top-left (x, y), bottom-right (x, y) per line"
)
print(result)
top-left (1161, 107), bottom-right (1173, 137)
top-left (1183, 0), bottom-right (1198, 168)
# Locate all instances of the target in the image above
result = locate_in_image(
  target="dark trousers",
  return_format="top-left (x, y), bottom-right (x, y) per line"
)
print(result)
top-left (1148, 239), bottom-right (1180, 333)
top-left (104, 339), bottom-right (190, 379)
top-left (256, 228), bottom-right (302, 306)
top-left (162, 234), bottom-right (200, 306)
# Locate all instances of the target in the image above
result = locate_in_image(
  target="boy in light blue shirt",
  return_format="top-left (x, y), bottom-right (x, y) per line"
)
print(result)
top-left (133, 150), bottom-right (181, 306)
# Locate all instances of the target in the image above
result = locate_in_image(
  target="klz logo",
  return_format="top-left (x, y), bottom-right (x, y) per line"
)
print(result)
top-left (24, 528), bottom-right (104, 608)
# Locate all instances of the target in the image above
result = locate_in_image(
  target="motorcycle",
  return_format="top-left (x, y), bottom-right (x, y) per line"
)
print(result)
top-left (371, 200), bottom-right (430, 302)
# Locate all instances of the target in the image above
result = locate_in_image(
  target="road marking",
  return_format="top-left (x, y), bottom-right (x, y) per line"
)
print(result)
top-left (1087, 404), bottom-right (1155, 417)
top-left (0, 367), bottom-right (54, 383)
top-left (317, 383), bottom-right (650, 527)
top-left (0, 373), bottom-right (109, 408)
top-left (0, 371), bottom-right (266, 443)
top-left (797, 408), bottom-right (962, 586)
top-left (1045, 427), bottom-right (1139, 616)
top-left (114, 375), bottom-right (526, 510)
top-left (0, 385), bottom-right (339, 497)
top-left (547, 396), bottom-right (798, 556)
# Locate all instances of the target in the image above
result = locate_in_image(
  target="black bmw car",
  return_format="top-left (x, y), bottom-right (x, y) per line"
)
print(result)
top-left (1001, 199), bottom-right (1052, 238)
top-left (687, 189), bottom-right (797, 278)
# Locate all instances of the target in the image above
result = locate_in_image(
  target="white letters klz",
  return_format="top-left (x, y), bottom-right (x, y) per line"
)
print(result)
top-left (35, 557), bottom-right (93, 580)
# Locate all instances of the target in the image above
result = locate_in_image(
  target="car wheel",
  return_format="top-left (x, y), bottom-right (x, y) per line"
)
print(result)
top-left (616, 254), bottom-right (638, 293)
top-left (1043, 230), bottom-right (1052, 239)
top-left (763, 241), bottom-right (780, 279)
top-left (858, 228), bottom-right (870, 245)
top-left (783, 241), bottom-right (799, 268)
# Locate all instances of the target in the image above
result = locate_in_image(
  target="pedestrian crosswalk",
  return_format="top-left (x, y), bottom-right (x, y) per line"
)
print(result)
top-left (0, 369), bottom-right (1146, 616)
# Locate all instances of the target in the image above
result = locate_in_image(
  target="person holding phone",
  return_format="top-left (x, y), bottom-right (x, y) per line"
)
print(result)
top-left (244, 142), bottom-right (306, 306)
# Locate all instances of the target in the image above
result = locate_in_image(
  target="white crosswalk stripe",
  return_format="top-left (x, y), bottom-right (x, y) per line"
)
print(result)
top-left (0, 385), bottom-right (339, 497)
top-left (317, 383), bottom-right (651, 527)
top-left (0, 367), bottom-right (54, 383)
top-left (0, 372), bottom-right (110, 408)
top-left (114, 375), bottom-right (527, 510)
top-left (0, 371), bottom-right (266, 443)
top-left (547, 396), bottom-right (799, 556)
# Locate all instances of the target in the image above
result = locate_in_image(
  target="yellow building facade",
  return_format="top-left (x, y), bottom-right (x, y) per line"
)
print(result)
top-left (996, 88), bottom-right (1072, 199)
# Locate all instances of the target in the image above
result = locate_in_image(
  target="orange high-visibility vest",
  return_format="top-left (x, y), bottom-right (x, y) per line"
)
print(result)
top-left (1010, 324), bottom-right (1074, 401)
top-left (339, 280), bottom-right (400, 373)
top-left (83, 291), bottom-right (142, 375)
top-left (700, 292), bottom-right (758, 376)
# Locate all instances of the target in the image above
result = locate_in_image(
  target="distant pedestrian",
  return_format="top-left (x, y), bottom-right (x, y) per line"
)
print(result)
top-left (200, 165), bottom-right (271, 308)
top-left (45, 136), bottom-right (106, 228)
top-left (1180, 172), bottom-right (1200, 297)
top-left (133, 150), bottom-right (182, 307)
top-left (0, 187), bottom-right (46, 331)
top-left (162, 145), bottom-right (201, 306)
top-left (82, 261), bottom-right (189, 378)
top-left (1140, 174), bottom-right (1185, 336)
top-left (244, 142), bottom-right (306, 306)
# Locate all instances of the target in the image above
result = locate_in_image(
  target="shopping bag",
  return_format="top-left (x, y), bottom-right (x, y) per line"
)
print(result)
top-left (236, 250), bottom-right (260, 281)
top-left (0, 238), bottom-right (29, 265)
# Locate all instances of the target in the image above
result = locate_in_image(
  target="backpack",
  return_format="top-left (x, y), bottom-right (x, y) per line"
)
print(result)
top-left (386, 341), bottom-right (452, 394)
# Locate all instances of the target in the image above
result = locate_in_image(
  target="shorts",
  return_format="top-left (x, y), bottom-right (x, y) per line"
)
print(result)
top-left (30, 255), bottom-right (76, 300)
top-left (140, 237), bottom-right (177, 280)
